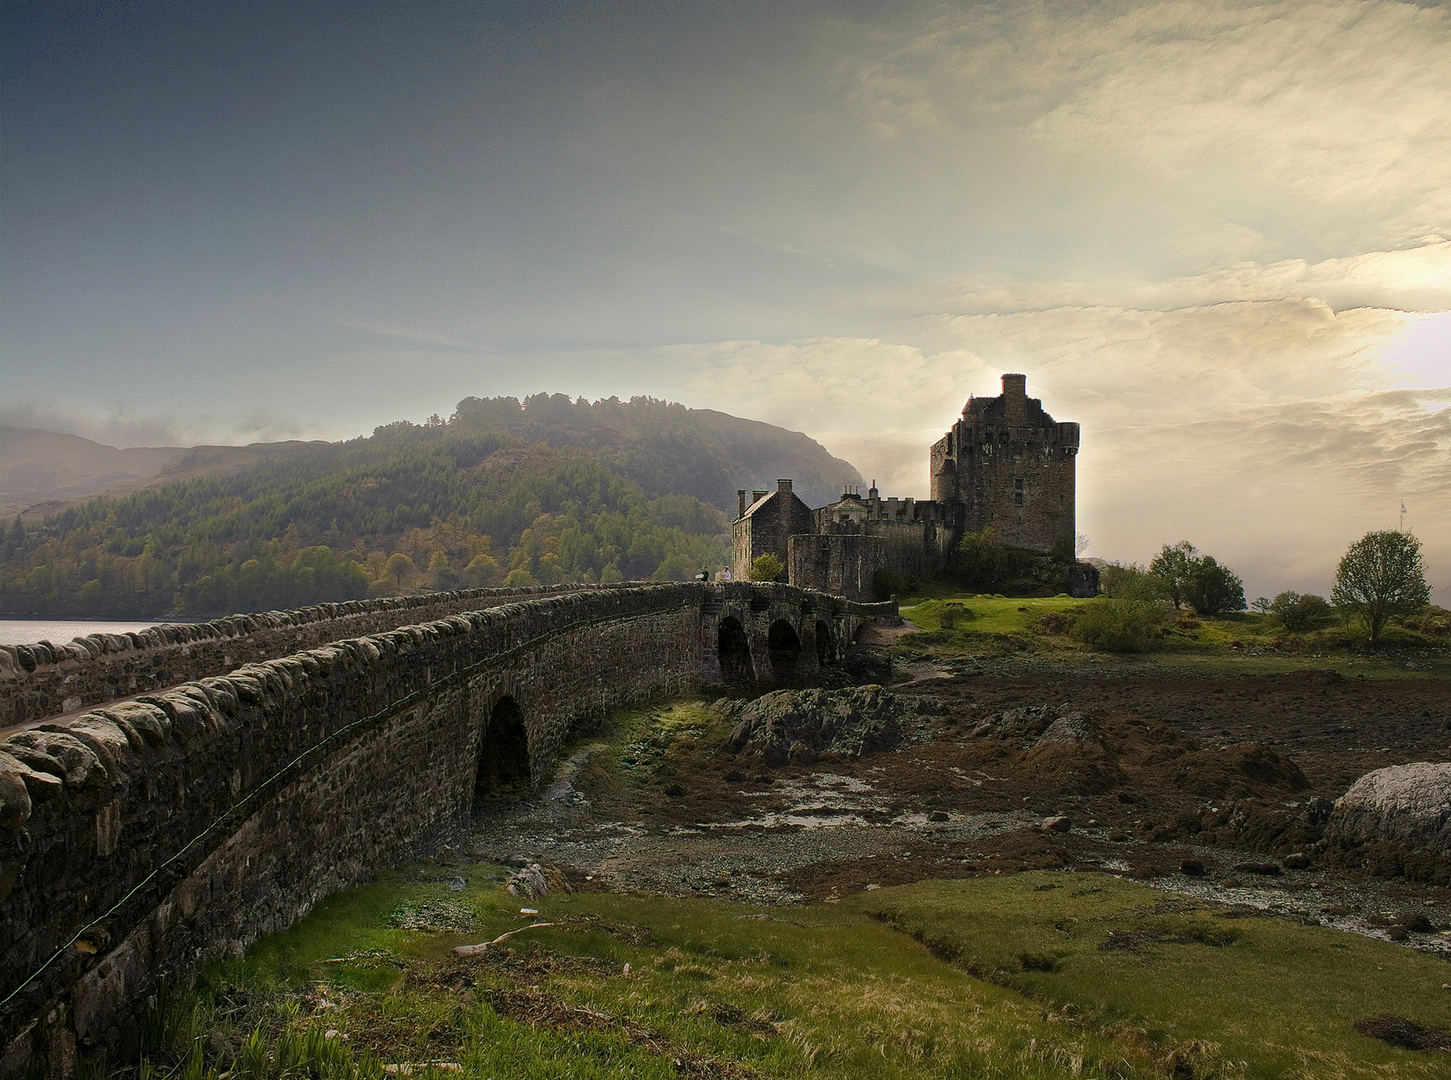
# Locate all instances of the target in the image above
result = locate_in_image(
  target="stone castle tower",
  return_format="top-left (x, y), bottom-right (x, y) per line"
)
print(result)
top-left (929, 373), bottom-right (1079, 555)
top-left (734, 373), bottom-right (1086, 597)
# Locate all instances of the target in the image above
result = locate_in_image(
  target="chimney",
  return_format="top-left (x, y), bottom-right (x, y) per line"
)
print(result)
top-left (738, 489), bottom-right (747, 518)
top-left (777, 478), bottom-right (793, 495)
top-left (1002, 373), bottom-right (1027, 397)
top-left (752, 489), bottom-right (767, 503)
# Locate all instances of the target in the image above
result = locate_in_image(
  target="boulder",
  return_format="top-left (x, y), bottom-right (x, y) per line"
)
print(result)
top-left (1325, 762), bottom-right (1451, 852)
top-left (724, 686), bottom-right (927, 764)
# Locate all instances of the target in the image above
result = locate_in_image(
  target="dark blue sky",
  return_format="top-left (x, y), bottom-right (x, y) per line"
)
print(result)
top-left (3, 0), bottom-right (1448, 598)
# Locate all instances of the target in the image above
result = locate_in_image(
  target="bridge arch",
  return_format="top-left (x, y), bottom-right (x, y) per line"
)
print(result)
top-left (717, 616), bottom-right (753, 684)
top-left (767, 620), bottom-right (803, 683)
top-left (474, 695), bottom-right (530, 805)
top-left (815, 619), bottom-right (835, 665)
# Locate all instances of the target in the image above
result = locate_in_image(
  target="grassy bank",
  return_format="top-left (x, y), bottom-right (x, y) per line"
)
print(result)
top-left (897, 595), bottom-right (1451, 679)
top-left (128, 868), bottom-right (1451, 1080)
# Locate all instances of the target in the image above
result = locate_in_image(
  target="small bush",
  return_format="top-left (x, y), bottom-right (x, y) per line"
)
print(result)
top-left (1097, 562), bottom-right (1160, 601)
top-left (1033, 612), bottom-right (1070, 635)
top-left (1399, 606), bottom-right (1451, 635)
top-left (872, 566), bottom-right (909, 601)
top-left (1069, 599), bottom-right (1168, 652)
top-left (938, 602), bottom-right (975, 629)
top-left (749, 553), bottom-right (784, 582)
top-left (1268, 591), bottom-right (1334, 633)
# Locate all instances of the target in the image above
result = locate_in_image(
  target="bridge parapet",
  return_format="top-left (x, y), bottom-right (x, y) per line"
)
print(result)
top-left (0, 583), bottom-right (685, 731)
top-left (0, 582), bottom-right (891, 1075)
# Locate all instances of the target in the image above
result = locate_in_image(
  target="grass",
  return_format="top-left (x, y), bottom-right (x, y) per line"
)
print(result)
top-left (896, 593), bottom-right (1451, 679)
top-left (853, 873), bottom-right (1451, 1079)
top-left (900, 594), bottom-right (1088, 636)
top-left (123, 868), bottom-right (1451, 1080)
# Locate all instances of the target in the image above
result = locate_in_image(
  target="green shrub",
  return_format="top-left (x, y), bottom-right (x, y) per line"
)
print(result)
top-left (871, 565), bottom-right (909, 600)
top-left (1097, 562), bottom-right (1159, 601)
top-left (748, 553), bottom-right (784, 582)
top-left (1268, 591), bottom-right (1334, 633)
top-left (1068, 598), bottom-right (1168, 652)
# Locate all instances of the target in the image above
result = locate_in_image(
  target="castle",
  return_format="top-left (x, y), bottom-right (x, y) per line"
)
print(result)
top-left (732, 373), bottom-right (1088, 599)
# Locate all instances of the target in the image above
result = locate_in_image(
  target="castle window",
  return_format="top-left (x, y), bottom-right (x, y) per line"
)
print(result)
top-left (1014, 479), bottom-right (1024, 506)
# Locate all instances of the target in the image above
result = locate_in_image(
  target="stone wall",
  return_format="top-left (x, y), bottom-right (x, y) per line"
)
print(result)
top-left (0, 583), bottom-right (890, 1076)
top-left (0, 585), bottom-right (643, 731)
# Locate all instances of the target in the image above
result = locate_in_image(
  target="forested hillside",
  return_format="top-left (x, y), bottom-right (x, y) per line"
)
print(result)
top-left (0, 395), bottom-right (861, 618)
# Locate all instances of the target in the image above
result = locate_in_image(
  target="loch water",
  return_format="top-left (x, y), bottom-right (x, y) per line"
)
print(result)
top-left (0, 619), bottom-right (176, 647)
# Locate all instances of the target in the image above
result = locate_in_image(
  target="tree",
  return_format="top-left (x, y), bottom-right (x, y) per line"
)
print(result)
top-left (383, 552), bottom-right (417, 591)
top-left (1332, 530), bottom-right (1430, 645)
top-left (1148, 542), bottom-right (1244, 614)
top-left (749, 553), bottom-right (784, 582)
top-left (1267, 591), bottom-right (1333, 634)
top-left (1098, 561), bottom-right (1161, 601)
top-left (1148, 541), bottom-right (1197, 607)
top-left (1182, 556), bottom-right (1245, 615)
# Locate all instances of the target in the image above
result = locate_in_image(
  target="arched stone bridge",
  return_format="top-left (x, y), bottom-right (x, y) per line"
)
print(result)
top-left (0, 583), bottom-right (894, 1075)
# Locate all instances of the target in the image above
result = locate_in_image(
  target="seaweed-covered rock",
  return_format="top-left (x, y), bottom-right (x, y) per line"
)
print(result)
top-left (723, 686), bottom-right (927, 765)
top-left (970, 704), bottom-right (1088, 744)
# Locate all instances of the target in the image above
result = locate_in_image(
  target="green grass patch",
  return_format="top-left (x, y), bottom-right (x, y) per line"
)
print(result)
top-left (597, 699), bottom-right (730, 788)
top-left (119, 866), bottom-right (1451, 1080)
top-left (896, 593), bottom-right (1450, 678)
top-left (851, 872), bottom-right (1451, 1079)
top-left (900, 595), bottom-right (1088, 636)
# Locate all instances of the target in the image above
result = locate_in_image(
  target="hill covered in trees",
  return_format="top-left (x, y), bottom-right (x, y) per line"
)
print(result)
top-left (0, 395), bottom-right (862, 618)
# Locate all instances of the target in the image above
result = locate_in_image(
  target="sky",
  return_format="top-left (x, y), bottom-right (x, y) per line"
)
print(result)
top-left (3, 0), bottom-right (1448, 604)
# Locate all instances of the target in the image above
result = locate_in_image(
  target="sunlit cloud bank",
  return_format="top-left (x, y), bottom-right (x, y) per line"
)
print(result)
top-left (650, 287), bottom-right (1449, 603)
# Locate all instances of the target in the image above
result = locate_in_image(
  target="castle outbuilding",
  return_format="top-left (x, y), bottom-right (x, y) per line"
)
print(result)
top-left (732, 374), bottom-right (1087, 600)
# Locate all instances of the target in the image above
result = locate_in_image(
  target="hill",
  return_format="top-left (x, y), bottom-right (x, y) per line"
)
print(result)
top-left (447, 393), bottom-right (858, 512)
top-left (0, 395), bottom-right (861, 618)
top-left (0, 428), bottom-right (184, 518)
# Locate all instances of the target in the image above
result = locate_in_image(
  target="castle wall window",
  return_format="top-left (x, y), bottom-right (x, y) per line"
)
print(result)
top-left (1014, 479), bottom-right (1024, 506)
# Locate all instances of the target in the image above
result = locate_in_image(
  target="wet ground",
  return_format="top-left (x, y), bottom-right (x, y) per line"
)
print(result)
top-left (468, 663), bottom-right (1451, 959)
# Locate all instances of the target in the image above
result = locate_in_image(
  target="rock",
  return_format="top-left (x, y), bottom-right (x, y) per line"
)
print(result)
top-left (506, 863), bottom-right (549, 899)
top-left (0, 754), bottom-right (33, 829)
top-left (1041, 816), bottom-right (1073, 833)
top-left (929, 811), bottom-right (950, 823)
top-left (723, 686), bottom-right (922, 764)
top-left (1233, 862), bottom-right (1282, 876)
top-left (5, 731), bottom-right (109, 788)
top-left (1035, 714), bottom-right (1094, 744)
top-left (1283, 852), bottom-right (1312, 870)
top-left (973, 704), bottom-right (1085, 743)
top-left (1326, 762), bottom-right (1451, 852)
top-left (0, 751), bottom-right (62, 805)
top-left (1180, 859), bottom-right (1207, 877)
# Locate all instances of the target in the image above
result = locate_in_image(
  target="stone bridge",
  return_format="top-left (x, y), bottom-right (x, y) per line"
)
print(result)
top-left (0, 582), bottom-right (894, 1075)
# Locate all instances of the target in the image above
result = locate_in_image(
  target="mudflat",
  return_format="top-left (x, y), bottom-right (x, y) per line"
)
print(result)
top-left (470, 667), bottom-right (1451, 953)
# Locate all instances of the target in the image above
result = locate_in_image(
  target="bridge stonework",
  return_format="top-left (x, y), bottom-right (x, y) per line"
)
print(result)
top-left (0, 583), bottom-right (890, 1076)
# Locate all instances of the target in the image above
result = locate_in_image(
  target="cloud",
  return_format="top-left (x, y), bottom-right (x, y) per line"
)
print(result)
top-left (837, 0), bottom-right (1451, 254)
top-left (0, 398), bottom-right (313, 450)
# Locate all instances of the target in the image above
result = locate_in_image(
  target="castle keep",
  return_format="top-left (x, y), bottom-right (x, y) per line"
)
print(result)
top-left (733, 374), bottom-right (1082, 599)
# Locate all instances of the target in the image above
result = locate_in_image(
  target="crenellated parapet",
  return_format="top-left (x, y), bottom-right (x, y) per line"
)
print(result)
top-left (0, 583), bottom-right (893, 1076)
